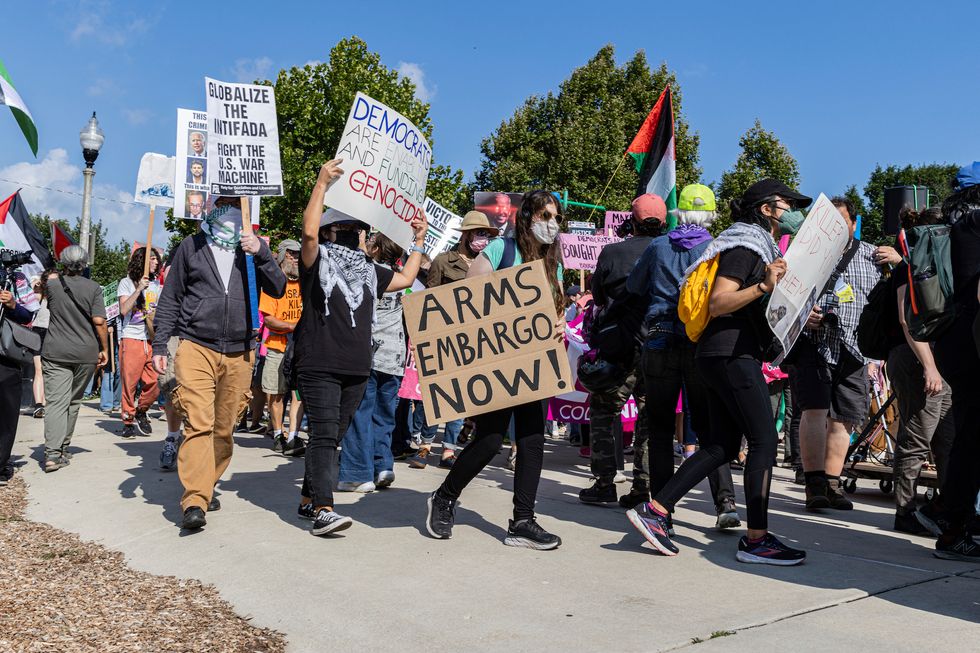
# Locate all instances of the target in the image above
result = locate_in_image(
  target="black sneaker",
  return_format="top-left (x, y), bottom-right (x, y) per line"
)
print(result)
top-left (311, 509), bottom-right (353, 536)
top-left (579, 480), bottom-right (618, 505)
top-left (805, 476), bottom-right (831, 512)
top-left (914, 501), bottom-right (950, 537)
top-left (135, 411), bottom-right (153, 436)
top-left (626, 503), bottom-right (678, 556)
top-left (0, 464), bottom-right (14, 486)
top-left (618, 487), bottom-right (650, 510)
top-left (298, 502), bottom-right (315, 521)
top-left (715, 498), bottom-right (742, 529)
top-left (894, 511), bottom-right (929, 536)
top-left (181, 507), bottom-right (206, 530)
top-left (271, 434), bottom-right (285, 453)
top-left (426, 490), bottom-right (456, 539)
top-left (736, 533), bottom-right (806, 566)
top-left (505, 518), bottom-right (562, 550)
top-left (826, 478), bottom-right (853, 510)
top-left (934, 533), bottom-right (980, 562)
top-left (247, 423), bottom-right (268, 435)
top-left (794, 468), bottom-right (805, 485)
top-left (282, 436), bottom-right (306, 457)
top-left (120, 424), bottom-right (138, 439)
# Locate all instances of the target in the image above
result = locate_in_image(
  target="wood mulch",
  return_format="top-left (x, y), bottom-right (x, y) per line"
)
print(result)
top-left (0, 476), bottom-right (286, 652)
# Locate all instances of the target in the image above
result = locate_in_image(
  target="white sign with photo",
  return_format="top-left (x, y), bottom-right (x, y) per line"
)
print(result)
top-left (174, 108), bottom-right (210, 220)
top-left (134, 153), bottom-right (176, 207)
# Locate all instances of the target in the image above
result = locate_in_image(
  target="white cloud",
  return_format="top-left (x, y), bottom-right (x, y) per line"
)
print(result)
top-left (86, 78), bottom-right (121, 97)
top-left (231, 57), bottom-right (274, 83)
top-left (397, 62), bottom-right (435, 102)
top-left (0, 149), bottom-right (165, 247)
top-left (69, 1), bottom-right (151, 47)
top-left (303, 59), bottom-right (322, 68)
top-left (122, 108), bottom-right (152, 125)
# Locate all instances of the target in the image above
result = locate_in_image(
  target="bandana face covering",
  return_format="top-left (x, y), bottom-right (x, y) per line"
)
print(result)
top-left (469, 235), bottom-right (490, 253)
top-left (202, 205), bottom-right (242, 250)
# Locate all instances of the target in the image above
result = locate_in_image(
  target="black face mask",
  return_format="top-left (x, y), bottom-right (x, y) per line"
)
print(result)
top-left (333, 230), bottom-right (361, 250)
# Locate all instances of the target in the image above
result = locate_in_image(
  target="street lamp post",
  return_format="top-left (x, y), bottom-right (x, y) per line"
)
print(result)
top-left (78, 112), bottom-right (104, 263)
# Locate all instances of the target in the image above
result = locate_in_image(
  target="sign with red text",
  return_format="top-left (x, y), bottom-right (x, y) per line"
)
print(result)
top-left (324, 92), bottom-right (431, 251)
top-left (558, 233), bottom-right (622, 271)
top-left (205, 77), bottom-right (283, 196)
top-left (766, 193), bottom-right (850, 360)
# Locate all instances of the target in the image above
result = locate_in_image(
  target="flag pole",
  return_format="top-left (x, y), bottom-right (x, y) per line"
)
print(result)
top-left (587, 154), bottom-right (628, 222)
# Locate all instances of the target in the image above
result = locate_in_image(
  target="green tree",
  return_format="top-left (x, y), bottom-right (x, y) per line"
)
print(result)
top-left (475, 45), bottom-right (701, 226)
top-left (29, 214), bottom-right (130, 286)
top-left (714, 120), bottom-right (800, 234)
top-left (166, 36), bottom-right (468, 250)
top-left (861, 163), bottom-right (959, 245)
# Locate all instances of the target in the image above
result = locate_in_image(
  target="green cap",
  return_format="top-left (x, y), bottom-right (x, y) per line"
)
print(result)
top-left (677, 184), bottom-right (716, 212)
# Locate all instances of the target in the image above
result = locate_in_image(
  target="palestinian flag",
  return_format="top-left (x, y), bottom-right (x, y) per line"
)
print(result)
top-left (626, 86), bottom-right (677, 227)
top-left (51, 221), bottom-right (76, 260)
top-left (0, 59), bottom-right (38, 156)
top-left (0, 191), bottom-right (55, 280)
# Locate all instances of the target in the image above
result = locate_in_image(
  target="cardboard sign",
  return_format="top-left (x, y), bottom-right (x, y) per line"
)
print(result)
top-left (403, 260), bottom-right (573, 424)
top-left (604, 210), bottom-right (631, 234)
top-left (558, 233), bottom-right (622, 271)
top-left (767, 193), bottom-right (851, 360)
top-left (205, 77), bottom-right (283, 196)
top-left (473, 191), bottom-right (523, 238)
top-left (421, 196), bottom-right (462, 257)
top-left (134, 153), bottom-right (176, 207)
top-left (174, 108), bottom-right (210, 219)
top-left (102, 280), bottom-right (119, 321)
top-left (323, 92), bottom-right (431, 251)
top-left (567, 220), bottom-right (596, 235)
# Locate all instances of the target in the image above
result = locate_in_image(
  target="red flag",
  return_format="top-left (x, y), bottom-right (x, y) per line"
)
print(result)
top-left (50, 221), bottom-right (76, 260)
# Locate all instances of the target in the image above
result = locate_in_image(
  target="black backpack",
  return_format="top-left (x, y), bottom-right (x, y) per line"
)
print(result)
top-left (585, 294), bottom-right (646, 367)
top-left (857, 275), bottom-right (901, 360)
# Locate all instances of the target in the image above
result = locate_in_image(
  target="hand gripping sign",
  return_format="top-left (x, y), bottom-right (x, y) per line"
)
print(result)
top-left (402, 260), bottom-right (573, 425)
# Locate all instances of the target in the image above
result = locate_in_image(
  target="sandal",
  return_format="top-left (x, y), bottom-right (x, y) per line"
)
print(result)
top-left (44, 458), bottom-right (66, 473)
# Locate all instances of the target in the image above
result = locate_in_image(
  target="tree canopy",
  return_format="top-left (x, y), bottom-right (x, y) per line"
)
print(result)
top-left (475, 45), bottom-right (701, 225)
top-left (29, 214), bottom-right (130, 287)
top-left (859, 163), bottom-right (959, 244)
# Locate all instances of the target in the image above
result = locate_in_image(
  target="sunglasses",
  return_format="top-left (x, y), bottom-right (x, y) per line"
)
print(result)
top-left (471, 229), bottom-right (495, 238)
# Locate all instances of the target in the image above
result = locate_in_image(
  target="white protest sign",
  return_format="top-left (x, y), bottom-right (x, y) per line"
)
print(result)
top-left (174, 108), bottom-right (210, 219)
top-left (205, 77), bottom-right (283, 197)
top-left (421, 196), bottom-right (462, 257)
top-left (134, 153), bottom-right (176, 207)
top-left (766, 193), bottom-right (850, 359)
top-left (324, 92), bottom-right (432, 251)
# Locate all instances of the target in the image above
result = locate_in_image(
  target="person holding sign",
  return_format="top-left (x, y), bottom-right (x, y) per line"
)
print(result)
top-left (151, 196), bottom-right (286, 531)
top-left (116, 247), bottom-right (162, 438)
top-left (293, 159), bottom-right (428, 537)
top-left (627, 179), bottom-right (809, 565)
top-left (426, 190), bottom-right (565, 550)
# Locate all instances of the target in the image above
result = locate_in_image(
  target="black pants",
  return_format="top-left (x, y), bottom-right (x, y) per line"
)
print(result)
top-left (298, 369), bottom-right (369, 508)
top-left (654, 355), bottom-right (777, 530)
top-left (440, 399), bottom-right (547, 521)
top-left (642, 340), bottom-right (735, 509)
top-left (0, 360), bottom-right (22, 470)
top-left (934, 305), bottom-right (980, 527)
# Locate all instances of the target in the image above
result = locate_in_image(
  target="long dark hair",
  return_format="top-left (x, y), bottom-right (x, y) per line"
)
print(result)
top-left (900, 206), bottom-right (943, 230)
top-left (942, 184), bottom-right (980, 225)
top-left (515, 190), bottom-right (564, 312)
top-left (729, 195), bottom-right (779, 231)
top-left (127, 248), bottom-right (158, 311)
top-left (370, 232), bottom-right (403, 269)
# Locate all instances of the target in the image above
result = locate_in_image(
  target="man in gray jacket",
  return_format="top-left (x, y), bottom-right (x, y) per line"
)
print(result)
top-left (152, 198), bottom-right (286, 530)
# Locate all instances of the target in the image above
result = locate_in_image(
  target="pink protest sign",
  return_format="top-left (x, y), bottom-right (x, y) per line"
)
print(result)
top-left (398, 345), bottom-right (422, 400)
top-left (558, 233), bottom-right (621, 271)
top-left (604, 211), bottom-right (631, 234)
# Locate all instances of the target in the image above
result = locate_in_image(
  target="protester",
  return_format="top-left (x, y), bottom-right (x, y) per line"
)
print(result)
top-left (792, 197), bottom-right (881, 513)
top-left (293, 159), bottom-right (427, 537)
top-left (625, 184), bottom-right (741, 526)
top-left (98, 324), bottom-right (121, 416)
top-left (0, 264), bottom-right (38, 485)
top-left (28, 275), bottom-right (48, 418)
top-left (626, 179), bottom-right (810, 565)
top-left (259, 239), bottom-right (305, 456)
top-left (151, 197), bottom-right (286, 531)
top-left (564, 285), bottom-right (583, 322)
top-left (579, 193), bottom-right (662, 507)
top-left (410, 210), bottom-right (500, 470)
top-left (338, 232), bottom-right (410, 491)
top-left (41, 245), bottom-right (108, 473)
top-left (427, 189), bottom-right (565, 550)
top-left (117, 247), bottom-right (162, 437)
top-left (915, 163), bottom-right (980, 560)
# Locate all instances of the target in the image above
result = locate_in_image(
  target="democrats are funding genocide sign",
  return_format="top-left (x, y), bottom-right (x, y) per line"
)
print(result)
top-left (205, 77), bottom-right (283, 196)
top-left (403, 260), bottom-right (574, 424)
top-left (324, 92), bottom-right (432, 251)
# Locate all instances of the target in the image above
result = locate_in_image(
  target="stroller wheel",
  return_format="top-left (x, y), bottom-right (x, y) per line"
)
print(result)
top-left (842, 477), bottom-right (857, 494)
top-left (879, 479), bottom-right (894, 495)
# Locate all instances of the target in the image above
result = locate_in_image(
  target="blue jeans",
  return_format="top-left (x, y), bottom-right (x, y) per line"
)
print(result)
top-left (99, 365), bottom-right (120, 412)
top-left (419, 403), bottom-right (461, 451)
top-left (338, 370), bottom-right (401, 483)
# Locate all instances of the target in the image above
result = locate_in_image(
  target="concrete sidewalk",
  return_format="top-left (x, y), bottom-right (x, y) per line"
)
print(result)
top-left (10, 404), bottom-right (980, 652)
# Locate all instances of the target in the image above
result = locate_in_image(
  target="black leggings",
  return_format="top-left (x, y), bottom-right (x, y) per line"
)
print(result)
top-left (0, 361), bottom-right (22, 470)
top-left (653, 355), bottom-right (777, 530)
top-left (439, 400), bottom-right (547, 521)
top-left (297, 369), bottom-right (369, 508)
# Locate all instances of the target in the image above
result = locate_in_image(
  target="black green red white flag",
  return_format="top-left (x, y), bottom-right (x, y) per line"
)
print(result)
top-left (0, 191), bottom-right (55, 280)
top-left (0, 59), bottom-right (37, 157)
top-left (626, 86), bottom-right (676, 220)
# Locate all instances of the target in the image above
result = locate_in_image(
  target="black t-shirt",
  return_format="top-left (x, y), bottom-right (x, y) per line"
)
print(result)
top-left (696, 247), bottom-right (769, 360)
top-left (294, 251), bottom-right (395, 376)
top-left (950, 208), bottom-right (980, 306)
top-left (591, 236), bottom-right (654, 306)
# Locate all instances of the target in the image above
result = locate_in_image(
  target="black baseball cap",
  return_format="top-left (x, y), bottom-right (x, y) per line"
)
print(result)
top-left (741, 179), bottom-right (812, 210)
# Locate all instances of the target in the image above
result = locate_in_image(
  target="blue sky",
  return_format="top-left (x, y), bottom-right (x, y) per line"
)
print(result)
top-left (2, 0), bottom-right (978, 245)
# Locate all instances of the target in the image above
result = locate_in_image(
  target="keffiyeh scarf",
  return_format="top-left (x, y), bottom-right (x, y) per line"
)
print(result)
top-left (681, 221), bottom-right (780, 288)
top-left (318, 242), bottom-right (378, 327)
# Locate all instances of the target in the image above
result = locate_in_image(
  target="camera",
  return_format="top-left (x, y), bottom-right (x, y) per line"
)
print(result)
top-left (0, 249), bottom-right (32, 269)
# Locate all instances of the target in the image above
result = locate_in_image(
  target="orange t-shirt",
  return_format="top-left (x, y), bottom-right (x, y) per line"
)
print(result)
top-left (259, 279), bottom-right (302, 352)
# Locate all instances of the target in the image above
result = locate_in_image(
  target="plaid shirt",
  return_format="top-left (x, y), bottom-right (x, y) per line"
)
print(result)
top-left (804, 240), bottom-right (882, 366)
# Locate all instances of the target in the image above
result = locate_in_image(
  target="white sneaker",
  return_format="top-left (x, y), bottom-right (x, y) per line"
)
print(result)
top-left (376, 470), bottom-right (395, 488)
top-left (337, 481), bottom-right (376, 493)
top-left (614, 471), bottom-right (628, 484)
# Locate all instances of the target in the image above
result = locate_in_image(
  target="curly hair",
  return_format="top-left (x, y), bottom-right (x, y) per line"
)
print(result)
top-left (942, 184), bottom-right (980, 225)
top-left (127, 248), bottom-right (159, 311)
top-left (514, 190), bottom-right (565, 313)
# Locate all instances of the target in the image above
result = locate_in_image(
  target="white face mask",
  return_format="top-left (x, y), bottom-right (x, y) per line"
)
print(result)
top-left (531, 217), bottom-right (560, 244)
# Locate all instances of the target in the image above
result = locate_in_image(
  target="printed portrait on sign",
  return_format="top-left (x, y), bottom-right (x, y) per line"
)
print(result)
top-left (188, 130), bottom-right (207, 158)
top-left (185, 190), bottom-right (207, 220)
top-left (473, 192), bottom-right (524, 238)
top-left (186, 158), bottom-right (207, 185)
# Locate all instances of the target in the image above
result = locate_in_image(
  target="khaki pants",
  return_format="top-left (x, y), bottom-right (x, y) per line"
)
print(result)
top-left (41, 359), bottom-right (95, 461)
top-left (172, 339), bottom-right (253, 511)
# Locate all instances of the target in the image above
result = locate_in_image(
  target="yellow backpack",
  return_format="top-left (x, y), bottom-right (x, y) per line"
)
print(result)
top-left (677, 254), bottom-right (720, 342)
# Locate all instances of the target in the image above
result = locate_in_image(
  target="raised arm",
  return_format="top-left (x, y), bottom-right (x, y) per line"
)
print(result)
top-left (302, 159), bottom-right (345, 269)
top-left (387, 212), bottom-right (430, 292)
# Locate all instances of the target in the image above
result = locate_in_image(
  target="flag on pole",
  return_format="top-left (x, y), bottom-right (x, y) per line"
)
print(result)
top-left (0, 59), bottom-right (38, 157)
top-left (50, 222), bottom-right (76, 260)
top-left (626, 86), bottom-right (677, 226)
top-left (0, 191), bottom-right (55, 280)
